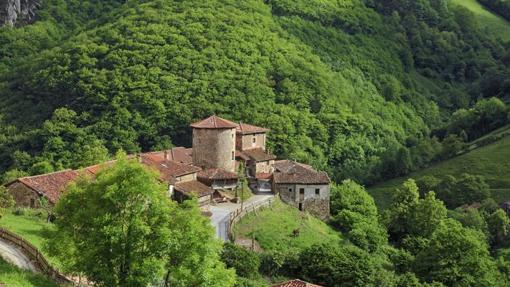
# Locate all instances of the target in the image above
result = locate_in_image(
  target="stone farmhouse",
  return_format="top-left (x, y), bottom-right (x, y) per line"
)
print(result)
top-left (4, 115), bottom-right (331, 219)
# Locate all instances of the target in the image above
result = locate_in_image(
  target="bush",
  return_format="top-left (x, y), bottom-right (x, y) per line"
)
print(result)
top-left (221, 243), bottom-right (260, 279)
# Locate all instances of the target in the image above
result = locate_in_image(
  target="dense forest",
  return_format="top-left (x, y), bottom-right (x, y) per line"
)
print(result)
top-left (0, 0), bottom-right (509, 185)
top-left (1, 1), bottom-right (510, 286)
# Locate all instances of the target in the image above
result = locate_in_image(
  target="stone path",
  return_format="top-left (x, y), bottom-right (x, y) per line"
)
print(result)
top-left (0, 238), bottom-right (36, 271)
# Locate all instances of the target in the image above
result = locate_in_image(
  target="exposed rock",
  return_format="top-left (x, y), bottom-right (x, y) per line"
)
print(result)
top-left (0, 0), bottom-right (41, 27)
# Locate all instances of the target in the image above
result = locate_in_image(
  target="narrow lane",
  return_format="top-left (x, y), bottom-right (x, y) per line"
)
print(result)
top-left (0, 239), bottom-right (36, 271)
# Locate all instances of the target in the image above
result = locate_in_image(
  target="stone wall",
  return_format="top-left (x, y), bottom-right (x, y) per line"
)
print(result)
top-left (192, 128), bottom-right (236, 172)
top-left (6, 181), bottom-right (41, 207)
top-left (175, 173), bottom-right (196, 183)
top-left (255, 160), bottom-right (274, 174)
top-left (276, 183), bottom-right (330, 220)
top-left (238, 133), bottom-right (266, 151)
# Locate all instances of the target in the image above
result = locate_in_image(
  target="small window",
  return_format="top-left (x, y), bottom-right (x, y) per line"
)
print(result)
top-left (315, 188), bottom-right (320, 195)
top-left (30, 198), bottom-right (35, 208)
top-left (252, 137), bottom-right (256, 143)
top-left (232, 151), bottom-right (235, 160)
top-left (299, 188), bottom-right (305, 195)
top-left (288, 188), bottom-right (292, 193)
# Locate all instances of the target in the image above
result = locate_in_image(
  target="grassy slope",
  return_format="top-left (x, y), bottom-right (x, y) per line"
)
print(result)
top-left (369, 135), bottom-right (510, 210)
top-left (0, 210), bottom-right (61, 269)
top-left (450, 0), bottom-right (510, 41)
top-left (233, 199), bottom-right (341, 253)
top-left (0, 258), bottom-right (60, 287)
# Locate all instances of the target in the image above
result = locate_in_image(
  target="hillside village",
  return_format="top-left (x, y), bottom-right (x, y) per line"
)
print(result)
top-left (4, 115), bottom-right (331, 225)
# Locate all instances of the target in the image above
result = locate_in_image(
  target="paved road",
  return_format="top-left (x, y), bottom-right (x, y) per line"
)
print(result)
top-left (210, 194), bottom-right (274, 241)
top-left (0, 239), bottom-right (35, 271)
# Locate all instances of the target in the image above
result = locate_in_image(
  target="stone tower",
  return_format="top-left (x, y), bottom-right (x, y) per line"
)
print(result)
top-left (191, 115), bottom-right (237, 172)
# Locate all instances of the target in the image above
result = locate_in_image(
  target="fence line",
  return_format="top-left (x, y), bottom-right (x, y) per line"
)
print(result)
top-left (0, 227), bottom-right (72, 285)
top-left (227, 196), bottom-right (274, 241)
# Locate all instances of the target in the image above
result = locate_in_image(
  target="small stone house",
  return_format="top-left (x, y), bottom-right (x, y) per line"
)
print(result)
top-left (273, 160), bottom-right (330, 220)
top-left (140, 152), bottom-right (213, 207)
top-left (197, 168), bottom-right (238, 191)
top-left (4, 170), bottom-right (79, 207)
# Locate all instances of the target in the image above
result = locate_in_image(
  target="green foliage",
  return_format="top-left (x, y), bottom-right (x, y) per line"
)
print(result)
top-left (370, 135), bottom-right (510, 210)
top-left (487, 209), bottom-right (510, 245)
top-left (478, 0), bottom-right (510, 21)
top-left (0, 257), bottom-right (60, 287)
top-left (296, 243), bottom-right (389, 287)
top-left (233, 199), bottom-right (341, 254)
top-left (331, 180), bottom-right (387, 253)
top-left (414, 219), bottom-right (505, 286)
top-left (0, 0), bottom-right (508, 187)
top-left (221, 243), bottom-right (261, 279)
top-left (47, 155), bottom-right (234, 286)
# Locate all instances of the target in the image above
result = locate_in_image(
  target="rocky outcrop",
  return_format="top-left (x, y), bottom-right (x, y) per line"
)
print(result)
top-left (0, 0), bottom-right (41, 27)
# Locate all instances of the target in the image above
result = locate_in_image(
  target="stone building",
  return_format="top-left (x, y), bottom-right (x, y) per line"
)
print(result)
top-left (4, 170), bottom-right (79, 207)
top-left (140, 152), bottom-right (213, 207)
top-left (191, 115), bottom-right (237, 173)
top-left (273, 160), bottom-right (330, 220)
top-left (4, 115), bottom-right (332, 219)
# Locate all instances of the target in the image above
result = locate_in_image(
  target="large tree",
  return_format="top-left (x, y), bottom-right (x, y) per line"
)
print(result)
top-left (47, 155), bottom-right (234, 286)
top-left (414, 219), bottom-right (505, 286)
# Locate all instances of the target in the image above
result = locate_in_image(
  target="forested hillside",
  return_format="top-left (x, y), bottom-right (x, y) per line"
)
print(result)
top-left (0, 0), bottom-right (509, 186)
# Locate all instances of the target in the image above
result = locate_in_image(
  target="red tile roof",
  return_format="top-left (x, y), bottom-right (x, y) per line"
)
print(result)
top-left (174, 180), bottom-right (213, 197)
top-left (190, 115), bottom-right (238, 129)
top-left (143, 147), bottom-right (193, 165)
top-left (198, 168), bottom-right (238, 180)
top-left (140, 155), bottom-right (201, 182)
top-left (256, 173), bottom-right (273, 180)
top-left (273, 160), bottom-right (330, 185)
top-left (272, 279), bottom-right (323, 287)
top-left (235, 151), bottom-right (250, 161)
top-left (239, 148), bottom-right (276, 162)
top-left (236, 122), bottom-right (269, 135)
top-left (15, 170), bottom-right (79, 204)
top-left (83, 160), bottom-right (116, 176)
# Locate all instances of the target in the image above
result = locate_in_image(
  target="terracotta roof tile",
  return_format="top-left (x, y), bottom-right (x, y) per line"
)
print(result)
top-left (240, 148), bottom-right (276, 162)
top-left (140, 155), bottom-right (201, 182)
top-left (190, 115), bottom-right (237, 129)
top-left (273, 160), bottom-right (330, 185)
top-left (272, 279), bottom-right (323, 287)
top-left (16, 170), bottom-right (79, 204)
top-left (256, 173), bottom-right (273, 180)
top-left (174, 180), bottom-right (213, 197)
top-left (198, 168), bottom-right (238, 180)
top-left (236, 122), bottom-right (269, 135)
top-left (143, 147), bottom-right (193, 165)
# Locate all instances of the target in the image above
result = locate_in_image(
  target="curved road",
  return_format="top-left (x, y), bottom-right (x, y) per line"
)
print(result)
top-left (0, 238), bottom-right (36, 271)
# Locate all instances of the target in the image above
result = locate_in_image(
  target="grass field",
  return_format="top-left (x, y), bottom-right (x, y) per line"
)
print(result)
top-left (0, 209), bottom-right (61, 269)
top-left (450, 0), bottom-right (510, 41)
top-left (369, 135), bottom-right (510, 210)
top-left (233, 199), bottom-right (342, 253)
top-left (0, 258), bottom-right (60, 287)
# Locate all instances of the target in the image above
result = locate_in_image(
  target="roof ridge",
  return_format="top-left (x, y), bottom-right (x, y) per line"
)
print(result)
top-left (19, 169), bottom-right (76, 180)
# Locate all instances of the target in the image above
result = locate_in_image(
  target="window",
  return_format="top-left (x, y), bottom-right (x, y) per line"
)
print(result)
top-left (315, 188), bottom-right (320, 195)
top-left (299, 188), bottom-right (305, 195)
top-left (252, 136), bottom-right (256, 143)
top-left (232, 151), bottom-right (235, 160)
top-left (288, 188), bottom-right (292, 192)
